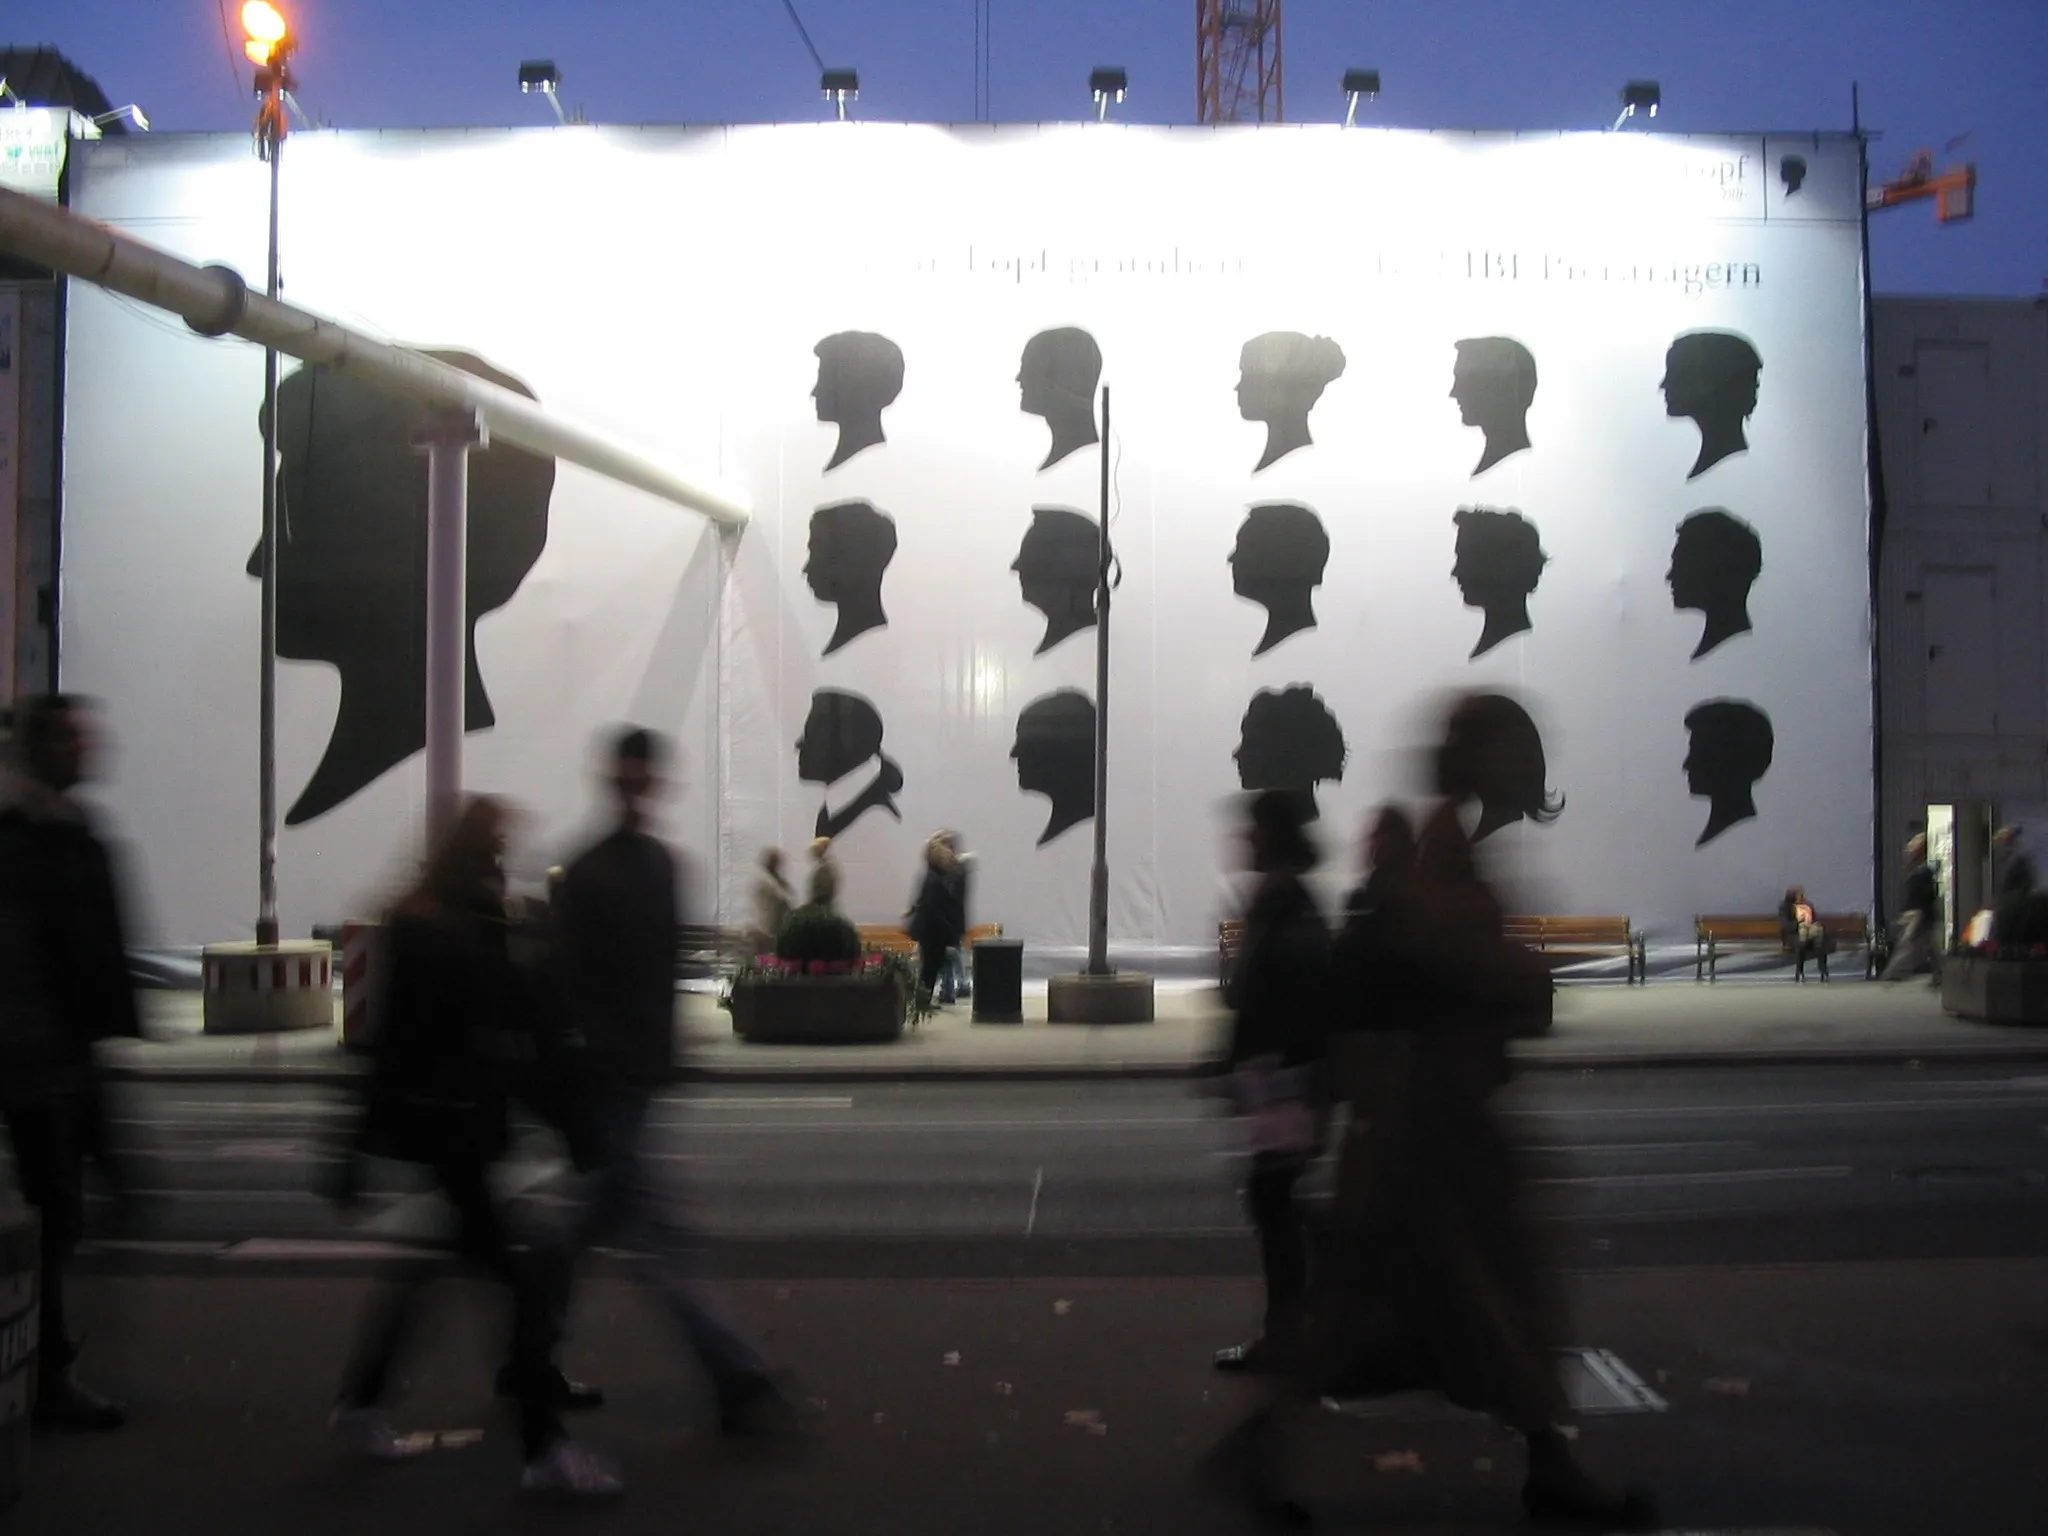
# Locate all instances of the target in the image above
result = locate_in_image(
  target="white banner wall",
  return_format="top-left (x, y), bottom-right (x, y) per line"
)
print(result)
top-left (61, 126), bottom-right (1872, 955)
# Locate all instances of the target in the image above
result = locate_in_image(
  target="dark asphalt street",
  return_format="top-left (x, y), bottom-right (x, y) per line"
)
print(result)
top-left (54, 1063), bottom-right (2048, 1273)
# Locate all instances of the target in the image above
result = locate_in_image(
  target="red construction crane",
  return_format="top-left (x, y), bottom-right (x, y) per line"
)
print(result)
top-left (1197, 0), bottom-right (1283, 124)
top-left (1868, 138), bottom-right (1977, 224)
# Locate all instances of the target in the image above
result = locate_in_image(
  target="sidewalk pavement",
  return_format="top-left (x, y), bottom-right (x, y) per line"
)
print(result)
top-left (103, 976), bottom-right (2048, 1086)
top-left (18, 1260), bottom-right (2048, 1534)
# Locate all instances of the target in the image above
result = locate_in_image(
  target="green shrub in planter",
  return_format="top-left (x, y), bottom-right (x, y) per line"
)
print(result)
top-left (776, 904), bottom-right (862, 964)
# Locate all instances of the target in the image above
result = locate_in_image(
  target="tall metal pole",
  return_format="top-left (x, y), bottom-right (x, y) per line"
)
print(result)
top-left (418, 410), bottom-right (483, 845)
top-left (254, 83), bottom-right (283, 948)
top-left (1087, 386), bottom-right (1111, 976)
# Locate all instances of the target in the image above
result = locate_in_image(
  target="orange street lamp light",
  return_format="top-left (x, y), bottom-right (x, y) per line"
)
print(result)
top-left (242, 1), bottom-right (290, 65)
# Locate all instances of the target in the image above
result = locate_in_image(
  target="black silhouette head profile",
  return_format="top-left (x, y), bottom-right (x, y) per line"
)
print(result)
top-left (1229, 503), bottom-right (1328, 656)
top-left (1684, 699), bottom-right (1773, 846)
top-left (1012, 507), bottom-right (1100, 656)
top-left (1452, 507), bottom-right (1548, 658)
top-left (795, 688), bottom-right (904, 840)
top-left (1668, 509), bottom-right (1762, 659)
top-left (1242, 787), bottom-right (1320, 876)
top-left (1434, 692), bottom-right (1563, 843)
top-left (1012, 689), bottom-right (1096, 846)
top-left (1236, 331), bottom-right (1346, 472)
top-left (1780, 154), bottom-right (1808, 195)
top-left (1450, 337), bottom-right (1538, 475)
top-left (1662, 330), bottom-right (1762, 479)
top-left (246, 351), bottom-right (553, 826)
top-left (805, 500), bottom-right (898, 655)
top-left (1018, 327), bottom-right (1101, 471)
top-left (1234, 685), bottom-right (1347, 820)
top-left (812, 331), bottom-right (904, 471)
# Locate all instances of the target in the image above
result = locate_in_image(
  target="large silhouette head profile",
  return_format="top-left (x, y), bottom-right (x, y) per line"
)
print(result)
top-left (1452, 507), bottom-right (1548, 658)
top-left (1012, 507), bottom-right (1099, 655)
top-left (247, 351), bottom-right (553, 826)
top-left (1236, 331), bottom-right (1346, 472)
top-left (1234, 686), bottom-right (1347, 820)
top-left (1450, 337), bottom-right (1538, 475)
top-left (805, 500), bottom-right (898, 655)
top-left (1684, 699), bottom-right (1773, 846)
top-left (1662, 330), bottom-right (1762, 479)
top-left (1435, 692), bottom-right (1563, 843)
top-left (1230, 503), bottom-right (1328, 656)
top-left (796, 688), bottom-right (904, 840)
top-left (1012, 689), bottom-right (1096, 845)
top-left (812, 331), bottom-right (904, 471)
top-left (1668, 509), bottom-right (1762, 659)
top-left (1018, 328), bottom-right (1101, 471)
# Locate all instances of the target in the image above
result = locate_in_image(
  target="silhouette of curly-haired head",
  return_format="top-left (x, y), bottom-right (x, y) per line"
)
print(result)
top-left (1662, 331), bottom-right (1762, 479)
top-left (1684, 699), bottom-right (1773, 846)
top-left (1012, 689), bottom-right (1096, 846)
top-left (812, 331), bottom-right (905, 471)
top-left (1452, 507), bottom-right (1548, 659)
top-left (796, 688), bottom-right (904, 840)
top-left (1234, 686), bottom-right (1347, 821)
top-left (1229, 503), bottom-right (1328, 656)
top-left (245, 351), bottom-right (553, 826)
top-left (1018, 327), bottom-right (1102, 471)
top-left (1450, 337), bottom-right (1538, 475)
top-left (1434, 692), bottom-right (1562, 842)
top-left (1236, 332), bottom-right (1346, 472)
top-left (1012, 507), bottom-right (1100, 656)
top-left (1668, 509), bottom-right (1762, 659)
top-left (1780, 154), bottom-right (1808, 195)
top-left (805, 500), bottom-right (898, 655)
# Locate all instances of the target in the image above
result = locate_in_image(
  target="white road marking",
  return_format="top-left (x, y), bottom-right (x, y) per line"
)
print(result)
top-left (1534, 1165), bottom-right (1853, 1189)
top-left (1025, 1167), bottom-right (1044, 1236)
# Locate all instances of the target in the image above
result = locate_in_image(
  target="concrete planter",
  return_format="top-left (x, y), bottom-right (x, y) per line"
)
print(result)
top-left (1942, 955), bottom-right (2048, 1026)
top-left (729, 973), bottom-right (907, 1044)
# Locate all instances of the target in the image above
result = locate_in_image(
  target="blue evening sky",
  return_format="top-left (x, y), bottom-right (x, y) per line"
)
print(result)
top-left (13, 0), bottom-right (2046, 295)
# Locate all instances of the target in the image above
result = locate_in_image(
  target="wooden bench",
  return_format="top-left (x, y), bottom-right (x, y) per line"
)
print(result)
top-left (676, 924), bottom-right (749, 979)
top-left (856, 923), bottom-right (1005, 957)
top-left (1695, 913), bottom-right (1881, 982)
top-left (1503, 916), bottom-right (1646, 985)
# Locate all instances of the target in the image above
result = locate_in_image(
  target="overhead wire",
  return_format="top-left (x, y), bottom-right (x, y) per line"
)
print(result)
top-left (215, 0), bottom-right (248, 106)
top-left (777, 0), bottom-right (828, 75)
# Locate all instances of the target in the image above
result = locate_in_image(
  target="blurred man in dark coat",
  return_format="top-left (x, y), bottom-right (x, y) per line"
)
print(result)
top-left (0, 696), bottom-right (141, 1429)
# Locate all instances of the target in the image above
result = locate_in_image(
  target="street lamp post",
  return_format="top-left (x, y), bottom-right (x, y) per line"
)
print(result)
top-left (242, 1), bottom-right (293, 947)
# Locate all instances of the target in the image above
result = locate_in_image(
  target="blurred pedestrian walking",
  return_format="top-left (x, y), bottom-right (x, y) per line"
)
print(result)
top-left (552, 728), bottom-right (808, 1442)
top-left (1212, 790), bottom-right (1332, 1376)
top-left (906, 833), bottom-right (968, 1012)
top-left (329, 795), bottom-right (619, 1496)
top-left (1881, 835), bottom-right (1944, 984)
top-left (936, 831), bottom-right (974, 1003)
top-left (752, 847), bottom-right (795, 955)
top-left (0, 696), bottom-right (139, 1430)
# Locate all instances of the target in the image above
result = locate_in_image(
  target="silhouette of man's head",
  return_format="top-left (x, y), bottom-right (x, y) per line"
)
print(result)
top-left (812, 331), bottom-right (905, 471)
top-left (1668, 509), bottom-right (1761, 659)
top-left (1012, 689), bottom-right (1096, 845)
top-left (1662, 331), bottom-right (1762, 479)
top-left (246, 351), bottom-right (553, 825)
top-left (1234, 686), bottom-right (1347, 820)
top-left (1229, 503), bottom-right (1328, 656)
top-left (1780, 154), bottom-right (1808, 195)
top-left (805, 500), bottom-right (898, 655)
top-left (1683, 699), bottom-right (1773, 846)
top-left (1018, 327), bottom-right (1102, 470)
top-left (797, 688), bottom-right (903, 838)
top-left (1450, 337), bottom-right (1537, 475)
top-left (1452, 508), bottom-right (1548, 659)
top-left (1434, 692), bottom-right (1562, 842)
top-left (1243, 787), bottom-right (1320, 875)
top-left (1236, 332), bottom-right (1346, 472)
top-left (1012, 507), bottom-right (1100, 656)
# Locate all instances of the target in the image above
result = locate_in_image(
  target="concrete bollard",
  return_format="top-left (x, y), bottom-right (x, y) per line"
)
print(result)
top-left (339, 922), bottom-right (384, 1053)
top-left (200, 940), bottom-right (335, 1035)
top-left (0, 1202), bottom-right (38, 1508)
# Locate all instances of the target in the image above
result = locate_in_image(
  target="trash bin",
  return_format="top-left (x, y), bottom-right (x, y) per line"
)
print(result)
top-left (972, 940), bottom-right (1024, 1024)
top-left (0, 1201), bottom-right (38, 1508)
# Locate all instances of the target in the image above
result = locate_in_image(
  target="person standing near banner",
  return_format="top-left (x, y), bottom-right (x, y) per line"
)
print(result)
top-left (553, 727), bottom-right (808, 1440)
top-left (0, 695), bottom-right (140, 1431)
